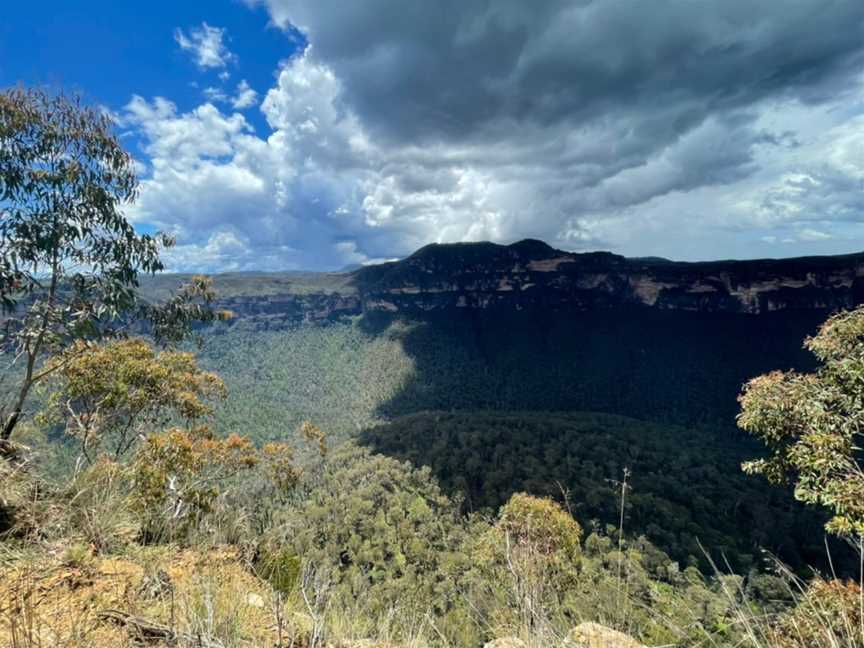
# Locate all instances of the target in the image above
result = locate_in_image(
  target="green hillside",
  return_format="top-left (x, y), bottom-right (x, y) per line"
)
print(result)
top-left (192, 311), bottom-right (849, 575)
top-left (360, 411), bottom-right (841, 574)
top-left (138, 270), bottom-right (356, 301)
top-left (199, 306), bottom-right (822, 444)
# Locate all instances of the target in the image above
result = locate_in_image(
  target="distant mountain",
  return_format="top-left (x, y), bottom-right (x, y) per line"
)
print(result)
top-left (167, 239), bottom-right (863, 430)
top-left (141, 239), bottom-right (863, 325)
top-left (181, 241), bottom-right (861, 574)
top-left (352, 239), bottom-right (864, 316)
top-left (627, 255), bottom-right (674, 264)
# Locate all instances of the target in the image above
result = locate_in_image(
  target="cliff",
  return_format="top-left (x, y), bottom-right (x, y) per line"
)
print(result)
top-left (352, 239), bottom-right (864, 315)
top-left (177, 240), bottom-right (863, 325)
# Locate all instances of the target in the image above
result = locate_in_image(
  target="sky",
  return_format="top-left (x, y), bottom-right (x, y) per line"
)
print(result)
top-left (2, 1), bottom-right (864, 271)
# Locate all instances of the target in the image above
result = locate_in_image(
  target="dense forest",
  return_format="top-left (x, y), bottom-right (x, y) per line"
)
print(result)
top-left (359, 411), bottom-right (848, 575)
top-left (197, 306), bottom-right (823, 440)
top-left (184, 309), bottom-right (848, 577)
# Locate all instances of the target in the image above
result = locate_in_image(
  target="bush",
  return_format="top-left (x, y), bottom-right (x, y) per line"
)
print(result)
top-left (0, 451), bottom-right (35, 537)
top-left (57, 458), bottom-right (139, 553)
top-left (498, 493), bottom-right (582, 562)
top-left (272, 443), bottom-right (468, 621)
top-left (466, 494), bottom-right (583, 644)
top-left (767, 577), bottom-right (864, 648)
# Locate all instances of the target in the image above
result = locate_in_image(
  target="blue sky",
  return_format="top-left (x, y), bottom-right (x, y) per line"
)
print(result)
top-left (2, 1), bottom-right (864, 271)
top-left (0, 1), bottom-right (294, 108)
top-left (0, 0), bottom-right (301, 155)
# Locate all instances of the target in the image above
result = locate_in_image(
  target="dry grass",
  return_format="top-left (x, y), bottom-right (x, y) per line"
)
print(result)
top-left (2, 539), bottom-right (862, 648)
top-left (0, 545), bottom-right (428, 648)
top-left (0, 546), bottom-right (279, 648)
top-left (693, 546), bottom-right (864, 648)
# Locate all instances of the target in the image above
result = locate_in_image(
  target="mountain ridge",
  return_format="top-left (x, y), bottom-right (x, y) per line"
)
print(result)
top-left (135, 239), bottom-right (864, 326)
top-left (353, 239), bottom-right (864, 312)
top-left (139, 240), bottom-right (864, 325)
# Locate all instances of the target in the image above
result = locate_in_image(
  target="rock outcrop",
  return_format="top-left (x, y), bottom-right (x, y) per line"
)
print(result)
top-left (483, 639), bottom-right (527, 648)
top-left (564, 622), bottom-right (645, 648)
top-left (353, 240), bottom-right (864, 316)
top-left (150, 240), bottom-right (863, 327)
top-left (481, 623), bottom-right (645, 648)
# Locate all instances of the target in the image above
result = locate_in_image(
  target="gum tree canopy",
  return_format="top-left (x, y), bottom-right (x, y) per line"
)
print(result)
top-left (0, 87), bottom-right (170, 441)
top-left (738, 306), bottom-right (864, 538)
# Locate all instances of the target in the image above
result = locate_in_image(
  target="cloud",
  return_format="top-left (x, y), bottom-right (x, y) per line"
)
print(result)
top-left (248, 0), bottom-right (864, 142)
top-left (203, 86), bottom-right (228, 103)
top-left (122, 57), bottom-right (377, 271)
top-left (127, 3), bottom-right (864, 270)
top-left (198, 80), bottom-right (259, 110)
top-left (174, 22), bottom-right (236, 69)
top-left (231, 80), bottom-right (258, 110)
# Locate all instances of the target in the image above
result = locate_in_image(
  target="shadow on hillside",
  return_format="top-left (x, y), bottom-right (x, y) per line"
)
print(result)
top-left (353, 306), bottom-right (859, 576)
top-left (358, 306), bottom-right (823, 425)
top-left (357, 410), bottom-right (857, 576)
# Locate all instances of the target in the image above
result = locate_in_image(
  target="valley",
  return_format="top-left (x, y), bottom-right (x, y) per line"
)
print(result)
top-left (170, 241), bottom-right (862, 577)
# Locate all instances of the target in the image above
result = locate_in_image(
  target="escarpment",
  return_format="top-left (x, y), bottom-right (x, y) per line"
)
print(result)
top-left (171, 240), bottom-right (863, 326)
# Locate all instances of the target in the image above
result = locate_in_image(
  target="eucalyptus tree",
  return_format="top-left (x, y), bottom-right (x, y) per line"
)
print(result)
top-left (738, 306), bottom-right (864, 538)
top-left (0, 87), bottom-right (217, 443)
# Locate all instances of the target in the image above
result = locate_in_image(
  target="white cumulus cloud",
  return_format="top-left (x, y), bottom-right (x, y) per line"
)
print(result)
top-left (127, 8), bottom-right (864, 271)
top-left (231, 80), bottom-right (258, 110)
top-left (174, 22), bottom-right (236, 69)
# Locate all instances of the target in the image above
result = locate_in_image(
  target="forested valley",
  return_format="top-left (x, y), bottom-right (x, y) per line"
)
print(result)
top-left (2, 87), bottom-right (864, 648)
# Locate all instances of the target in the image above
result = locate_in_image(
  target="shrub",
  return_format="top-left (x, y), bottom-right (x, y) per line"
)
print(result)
top-left (274, 443), bottom-right (467, 621)
top-left (58, 458), bottom-right (139, 552)
top-left (130, 426), bottom-right (258, 542)
top-left (767, 577), bottom-right (864, 648)
top-left (38, 338), bottom-right (226, 463)
top-left (498, 493), bottom-right (582, 562)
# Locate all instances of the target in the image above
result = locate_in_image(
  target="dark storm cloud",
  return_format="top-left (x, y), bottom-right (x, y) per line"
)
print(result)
top-left (127, 2), bottom-right (864, 270)
top-left (256, 0), bottom-right (864, 143)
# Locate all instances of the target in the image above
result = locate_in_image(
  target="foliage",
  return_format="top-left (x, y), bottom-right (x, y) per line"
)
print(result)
top-left (1, 455), bottom-right (139, 551)
top-left (1, 430), bottom-right (844, 648)
top-left (459, 495), bottom-right (756, 646)
top-left (59, 458), bottom-right (139, 552)
top-left (360, 308), bottom-right (820, 426)
top-left (359, 411), bottom-right (847, 575)
top-left (260, 441), bottom-right (304, 498)
top-left (177, 310), bottom-right (852, 576)
top-left (0, 89), bottom-right (230, 447)
top-left (0, 87), bottom-right (168, 442)
top-left (38, 338), bottom-right (226, 462)
top-left (197, 320), bottom-right (414, 449)
top-left (466, 495), bottom-right (583, 643)
top-left (273, 443), bottom-right (468, 620)
top-left (0, 450), bottom-right (37, 537)
top-left (130, 426), bottom-right (259, 539)
top-left (739, 306), bottom-right (864, 537)
top-left (144, 274), bottom-right (234, 346)
top-left (497, 493), bottom-right (582, 562)
top-left (256, 546), bottom-right (302, 596)
top-left (766, 577), bottom-right (864, 648)
top-left (194, 306), bottom-right (824, 456)
top-left (299, 420), bottom-right (328, 458)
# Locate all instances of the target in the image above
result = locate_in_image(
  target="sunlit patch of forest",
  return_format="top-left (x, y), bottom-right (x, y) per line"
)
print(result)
top-left (191, 313), bottom-right (854, 578)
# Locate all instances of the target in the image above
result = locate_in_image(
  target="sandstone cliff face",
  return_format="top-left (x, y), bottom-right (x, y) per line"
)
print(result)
top-left (216, 292), bottom-right (362, 327)
top-left (352, 240), bottom-right (864, 315)
top-left (211, 240), bottom-right (864, 324)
